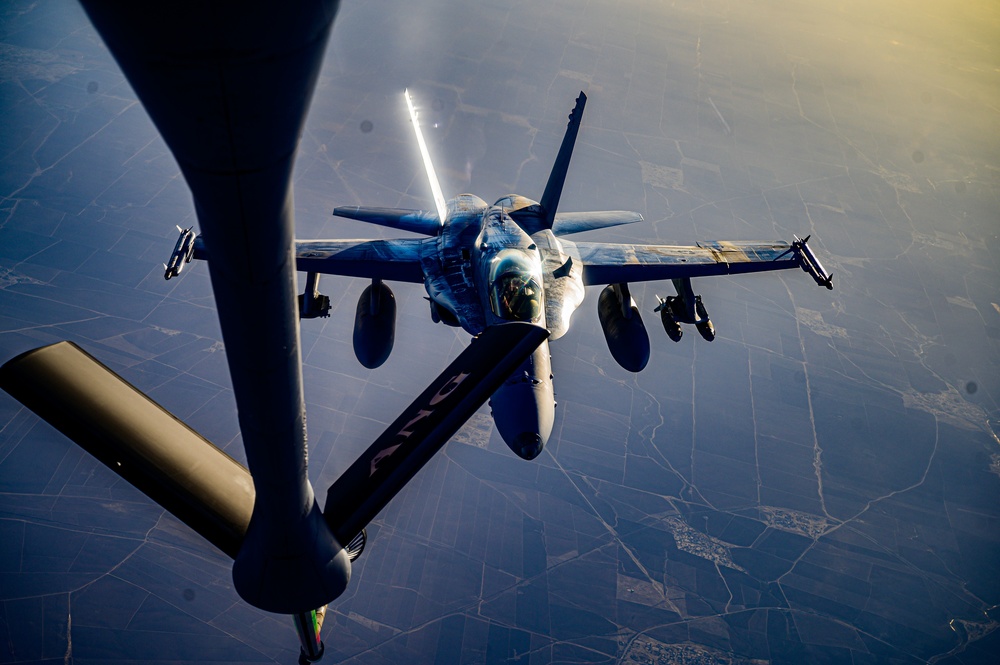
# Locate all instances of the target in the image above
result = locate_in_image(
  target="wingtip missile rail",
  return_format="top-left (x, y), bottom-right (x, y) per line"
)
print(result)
top-left (164, 225), bottom-right (197, 280)
top-left (791, 235), bottom-right (834, 290)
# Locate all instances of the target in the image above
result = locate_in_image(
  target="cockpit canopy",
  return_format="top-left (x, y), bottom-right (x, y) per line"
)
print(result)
top-left (488, 249), bottom-right (543, 323)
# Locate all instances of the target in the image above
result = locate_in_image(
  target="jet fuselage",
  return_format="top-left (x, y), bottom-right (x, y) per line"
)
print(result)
top-left (417, 195), bottom-right (585, 459)
top-left (190, 91), bottom-right (832, 465)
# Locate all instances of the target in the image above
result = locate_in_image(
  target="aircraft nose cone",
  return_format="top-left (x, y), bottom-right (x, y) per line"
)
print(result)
top-left (489, 340), bottom-right (554, 461)
top-left (516, 432), bottom-right (544, 460)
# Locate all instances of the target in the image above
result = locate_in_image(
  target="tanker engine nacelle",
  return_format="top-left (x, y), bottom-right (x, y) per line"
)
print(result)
top-left (353, 280), bottom-right (396, 369)
top-left (597, 283), bottom-right (650, 372)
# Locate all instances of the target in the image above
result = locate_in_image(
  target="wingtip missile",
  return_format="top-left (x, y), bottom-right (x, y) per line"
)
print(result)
top-left (164, 225), bottom-right (196, 280)
top-left (792, 235), bottom-right (834, 289)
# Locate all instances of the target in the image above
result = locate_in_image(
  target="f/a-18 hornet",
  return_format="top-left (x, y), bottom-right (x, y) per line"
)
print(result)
top-left (169, 90), bottom-right (833, 462)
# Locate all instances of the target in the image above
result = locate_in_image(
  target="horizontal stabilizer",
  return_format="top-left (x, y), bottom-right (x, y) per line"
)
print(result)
top-left (333, 206), bottom-right (442, 236)
top-left (552, 211), bottom-right (643, 236)
top-left (0, 342), bottom-right (254, 559)
top-left (323, 322), bottom-right (549, 546)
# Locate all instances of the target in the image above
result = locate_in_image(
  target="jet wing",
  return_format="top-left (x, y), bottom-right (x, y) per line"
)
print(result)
top-left (294, 238), bottom-right (426, 283)
top-left (187, 235), bottom-right (426, 283)
top-left (577, 240), bottom-right (815, 286)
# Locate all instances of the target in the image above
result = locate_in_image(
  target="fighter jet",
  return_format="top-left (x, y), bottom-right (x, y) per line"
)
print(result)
top-left (170, 89), bottom-right (833, 463)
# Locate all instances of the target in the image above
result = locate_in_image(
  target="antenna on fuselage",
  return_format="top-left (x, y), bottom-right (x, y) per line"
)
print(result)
top-left (404, 89), bottom-right (448, 225)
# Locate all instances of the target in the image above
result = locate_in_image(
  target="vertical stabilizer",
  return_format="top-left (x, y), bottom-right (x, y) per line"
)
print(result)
top-left (540, 91), bottom-right (587, 230)
top-left (404, 89), bottom-right (448, 225)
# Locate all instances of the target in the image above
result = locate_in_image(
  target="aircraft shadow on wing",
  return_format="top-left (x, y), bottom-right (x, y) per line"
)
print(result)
top-left (172, 89), bottom-right (834, 462)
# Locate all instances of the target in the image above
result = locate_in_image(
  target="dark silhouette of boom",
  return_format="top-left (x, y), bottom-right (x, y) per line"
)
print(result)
top-left (77, 1), bottom-right (349, 614)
